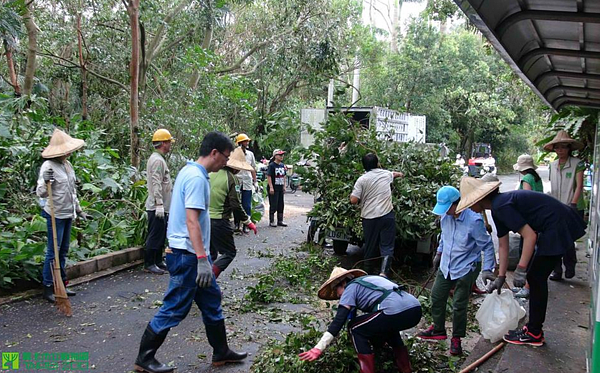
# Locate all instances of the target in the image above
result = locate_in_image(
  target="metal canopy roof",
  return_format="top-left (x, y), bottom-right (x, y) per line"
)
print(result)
top-left (454, 0), bottom-right (600, 111)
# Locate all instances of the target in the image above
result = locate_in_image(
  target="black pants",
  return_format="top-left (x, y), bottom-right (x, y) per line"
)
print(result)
top-left (268, 189), bottom-right (285, 216)
top-left (527, 255), bottom-right (562, 335)
top-left (554, 209), bottom-right (582, 274)
top-left (145, 211), bottom-right (168, 266)
top-left (362, 211), bottom-right (396, 261)
top-left (209, 219), bottom-right (236, 272)
top-left (347, 306), bottom-right (422, 354)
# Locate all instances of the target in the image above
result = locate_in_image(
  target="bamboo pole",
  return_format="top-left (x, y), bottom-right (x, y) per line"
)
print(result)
top-left (459, 342), bottom-right (506, 373)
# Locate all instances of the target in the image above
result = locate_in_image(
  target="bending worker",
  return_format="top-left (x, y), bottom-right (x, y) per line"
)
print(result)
top-left (298, 267), bottom-right (421, 373)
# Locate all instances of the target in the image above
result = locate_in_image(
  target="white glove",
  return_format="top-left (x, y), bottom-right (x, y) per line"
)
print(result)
top-left (155, 205), bottom-right (165, 219)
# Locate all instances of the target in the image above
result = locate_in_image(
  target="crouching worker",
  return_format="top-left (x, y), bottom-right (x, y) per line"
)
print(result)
top-left (417, 186), bottom-right (496, 355)
top-left (298, 267), bottom-right (421, 373)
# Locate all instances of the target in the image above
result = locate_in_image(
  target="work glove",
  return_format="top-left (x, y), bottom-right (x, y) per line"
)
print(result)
top-left (481, 270), bottom-right (496, 285)
top-left (78, 211), bottom-right (92, 221)
top-left (513, 265), bottom-right (528, 288)
top-left (432, 252), bottom-right (442, 270)
top-left (486, 275), bottom-right (506, 295)
top-left (298, 348), bottom-right (322, 362)
top-left (43, 169), bottom-right (54, 183)
top-left (155, 205), bottom-right (165, 219)
top-left (196, 256), bottom-right (213, 288)
top-left (246, 222), bottom-right (258, 235)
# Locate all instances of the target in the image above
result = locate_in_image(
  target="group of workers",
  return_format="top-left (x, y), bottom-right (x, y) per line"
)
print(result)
top-left (299, 130), bottom-right (587, 372)
top-left (36, 126), bottom-right (588, 373)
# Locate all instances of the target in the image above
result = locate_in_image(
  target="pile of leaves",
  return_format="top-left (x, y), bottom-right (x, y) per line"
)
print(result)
top-left (299, 111), bottom-right (461, 245)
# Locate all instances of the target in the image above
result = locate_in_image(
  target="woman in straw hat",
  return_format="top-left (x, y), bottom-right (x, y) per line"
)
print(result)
top-left (208, 147), bottom-right (258, 278)
top-left (456, 177), bottom-right (586, 347)
top-left (36, 128), bottom-right (89, 303)
top-left (298, 267), bottom-right (421, 373)
top-left (544, 130), bottom-right (585, 281)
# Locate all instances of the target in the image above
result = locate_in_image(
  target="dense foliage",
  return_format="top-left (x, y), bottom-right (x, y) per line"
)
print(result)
top-left (300, 111), bottom-right (461, 245)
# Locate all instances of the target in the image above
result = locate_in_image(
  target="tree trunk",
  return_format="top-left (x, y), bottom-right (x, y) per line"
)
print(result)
top-left (3, 40), bottom-right (21, 96)
top-left (189, 17), bottom-right (213, 90)
top-left (76, 13), bottom-right (88, 120)
top-left (127, 0), bottom-right (141, 169)
top-left (390, 0), bottom-right (400, 52)
top-left (23, 3), bottom-right (38, 96)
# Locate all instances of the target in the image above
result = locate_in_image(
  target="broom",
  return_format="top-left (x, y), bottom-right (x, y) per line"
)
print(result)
top-left (47, 180), bottom-right (73, 317)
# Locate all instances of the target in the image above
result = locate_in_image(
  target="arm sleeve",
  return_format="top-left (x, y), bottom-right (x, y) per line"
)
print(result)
top-left (36, 162), bottom-right (49, 198)
top-left (492, 208), bottom-right (525, 238)
top-left (228, 172), bottom-right (250, 223)
top-left (184, 176), bottom-right (206, 210)
top-left (67, 161), bottom-right (82, 213)
top-left (326, 306), bottom-right (351, 337)
top-left (150, 157), bottom-right (165, 206)
top-left (351, 178), bottom-right (363, 199)
top-left (576, 160), bottom-right (586, 173)
top-left (437, 231), bottom-right (444, 254)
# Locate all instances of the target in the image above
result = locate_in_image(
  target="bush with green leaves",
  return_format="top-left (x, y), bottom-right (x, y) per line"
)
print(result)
top-left (0, 95), bottom-right (147, 289)
top-left (299, 111), bottom-right (460, 246)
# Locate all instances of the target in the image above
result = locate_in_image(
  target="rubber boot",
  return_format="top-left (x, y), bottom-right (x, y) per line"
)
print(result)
top-left (471, 283), bottom-right (486, 295)
top-left (269, 213), bottom-right (277, 227)
top-left (43, 285), bottom-right (55, 303)
top-left (155, 249), bottom-right (167, 271)
top-left (380, 255), bottom-right (393, 277)
top-left (64, 280), bottom-right (76, 296)
top-left (392, 345), bottom-right (412, 373)
top-left (212, 264), bottom-right (222, 279)
top-left (357, 353), bottom-right (376, 373)
top-left (277, 213), bottom-right (288, 227)
top-left (133, 324), bottom-right (174, 373)
top-left (205, 320), bottom-right (247, 366)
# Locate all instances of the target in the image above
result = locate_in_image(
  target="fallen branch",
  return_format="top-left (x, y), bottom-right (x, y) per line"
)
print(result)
top-left (459, 342), bottom-right (506, 373)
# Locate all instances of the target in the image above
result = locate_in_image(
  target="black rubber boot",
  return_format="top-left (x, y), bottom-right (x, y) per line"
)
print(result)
top-left (277, 213), bottom-right (287, 227)
top-left (155, 249), bottom-right (167, 271)
top-left (269, 214), bottom-right (277, 227)
top-left (380, 256), bottom-right (393, 277)
top-left (133, 325), bottom-right (174, 373)
top-left (205, 320), bottom-right (247, 366)
top-left (43, 285), bottom-right (55, 303)
top-left (63, 281), bottom-right (76, 296)
top-left (145, 264), bottom-right (166, 275)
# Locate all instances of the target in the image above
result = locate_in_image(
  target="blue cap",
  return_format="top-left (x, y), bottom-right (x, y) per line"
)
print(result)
top-left (432, 186), bottom-right (460, 215)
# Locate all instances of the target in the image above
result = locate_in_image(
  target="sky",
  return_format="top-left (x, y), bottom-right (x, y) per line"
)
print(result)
top-left (361, 0), bottom-right (428, 37)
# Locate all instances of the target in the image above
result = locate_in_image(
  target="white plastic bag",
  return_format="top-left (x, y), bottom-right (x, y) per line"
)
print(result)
top-left (476, 289), bottom-right (526, 343)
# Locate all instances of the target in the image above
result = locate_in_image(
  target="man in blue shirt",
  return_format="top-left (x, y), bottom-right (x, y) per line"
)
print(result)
top-left (133, 132), bottom-right (247, 373)
top-left (417, 186), bottom-right (496, 356)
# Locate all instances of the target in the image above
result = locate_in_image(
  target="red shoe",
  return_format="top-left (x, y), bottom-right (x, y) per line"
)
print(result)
top-left (357, 353), bottom-right (375, 373)
top-left (450, 337), bottom-right (462, 355)
top-left (417, 325), bottom-right (447, 341)
top-left (392, 345), bottom-right (412, 373)
top-left (472, 283), bottom-right (486, 295)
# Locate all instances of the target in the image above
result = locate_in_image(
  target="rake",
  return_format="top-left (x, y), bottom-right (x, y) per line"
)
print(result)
top-left (47, 180), bottom-right (73, 317)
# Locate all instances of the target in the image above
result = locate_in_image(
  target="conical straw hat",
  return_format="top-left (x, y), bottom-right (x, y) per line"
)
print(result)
top-left (543, 130), bottom-right (583, 152)
top-left (226, 147), bottom-right (254, 172)
top-left (317, 267), bottom-right (367, 300)
top-left (41, 129), bottom-right (85, 159)
top-left (456, 177), bottom-right (501, 213)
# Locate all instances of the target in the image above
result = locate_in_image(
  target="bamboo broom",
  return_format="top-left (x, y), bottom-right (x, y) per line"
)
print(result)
top-left (47, 180), bottom-right (73, 317)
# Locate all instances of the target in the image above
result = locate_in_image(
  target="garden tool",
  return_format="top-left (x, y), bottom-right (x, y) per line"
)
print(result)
top-left (47, 181), bottom-right (73, 317)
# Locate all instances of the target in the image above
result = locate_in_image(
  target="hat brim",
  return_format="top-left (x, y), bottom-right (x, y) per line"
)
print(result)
top-left (432, 201), bottom-right (452, 216)
top-left (543, 139), bottom-right (584, 152)
top-left (513, 163), bottom-right (537, 171)
top-left (41, 139), bottom-right (85, 159)
top-left (227, 159), bottom-right (254, 172)
top-left (317, 269), bottom-right (367, 300)
top-left (456, 181), bottom-right (501, 214)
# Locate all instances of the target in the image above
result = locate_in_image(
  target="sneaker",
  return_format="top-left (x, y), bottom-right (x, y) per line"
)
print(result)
top-left (417, 325), bottom-right (447, 341)
top-left (514, 287), bottom-right (530, 299)
top-left (503, 327), bottom-right (544, 346)
top-left (450, 337), bottom-right (462, 355)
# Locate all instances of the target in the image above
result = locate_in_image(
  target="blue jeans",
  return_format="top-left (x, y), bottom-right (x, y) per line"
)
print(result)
top-left (42, 210), bottom-right (72, 286)
top-left (149, 249), bottom-right (224, 334)
top-left (241, 190), bottom-right (252, 217)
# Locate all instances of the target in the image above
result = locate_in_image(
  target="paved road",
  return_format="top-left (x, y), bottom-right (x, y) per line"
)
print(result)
top-left (0, 191), bottom-right (317, 373)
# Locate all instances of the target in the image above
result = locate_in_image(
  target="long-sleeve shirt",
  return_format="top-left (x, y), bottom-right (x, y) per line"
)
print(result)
top-left (36, 159), bottom-right (81, 219)
top-left (209, 169), bottom-right (250, 223)
top-left (145, 151), bottom-right (173, 211)
top-left (437, 208), bottom-right (496, 280)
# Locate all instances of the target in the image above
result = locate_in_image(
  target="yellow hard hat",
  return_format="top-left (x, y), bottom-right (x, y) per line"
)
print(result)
top-left (235, 133), bottom-right (251, 144)
top-left (152, 129), bottom-right (175, 142)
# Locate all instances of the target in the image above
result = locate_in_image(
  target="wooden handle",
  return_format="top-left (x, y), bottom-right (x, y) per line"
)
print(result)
top-left (47, 181), bottom-right (61, 271)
